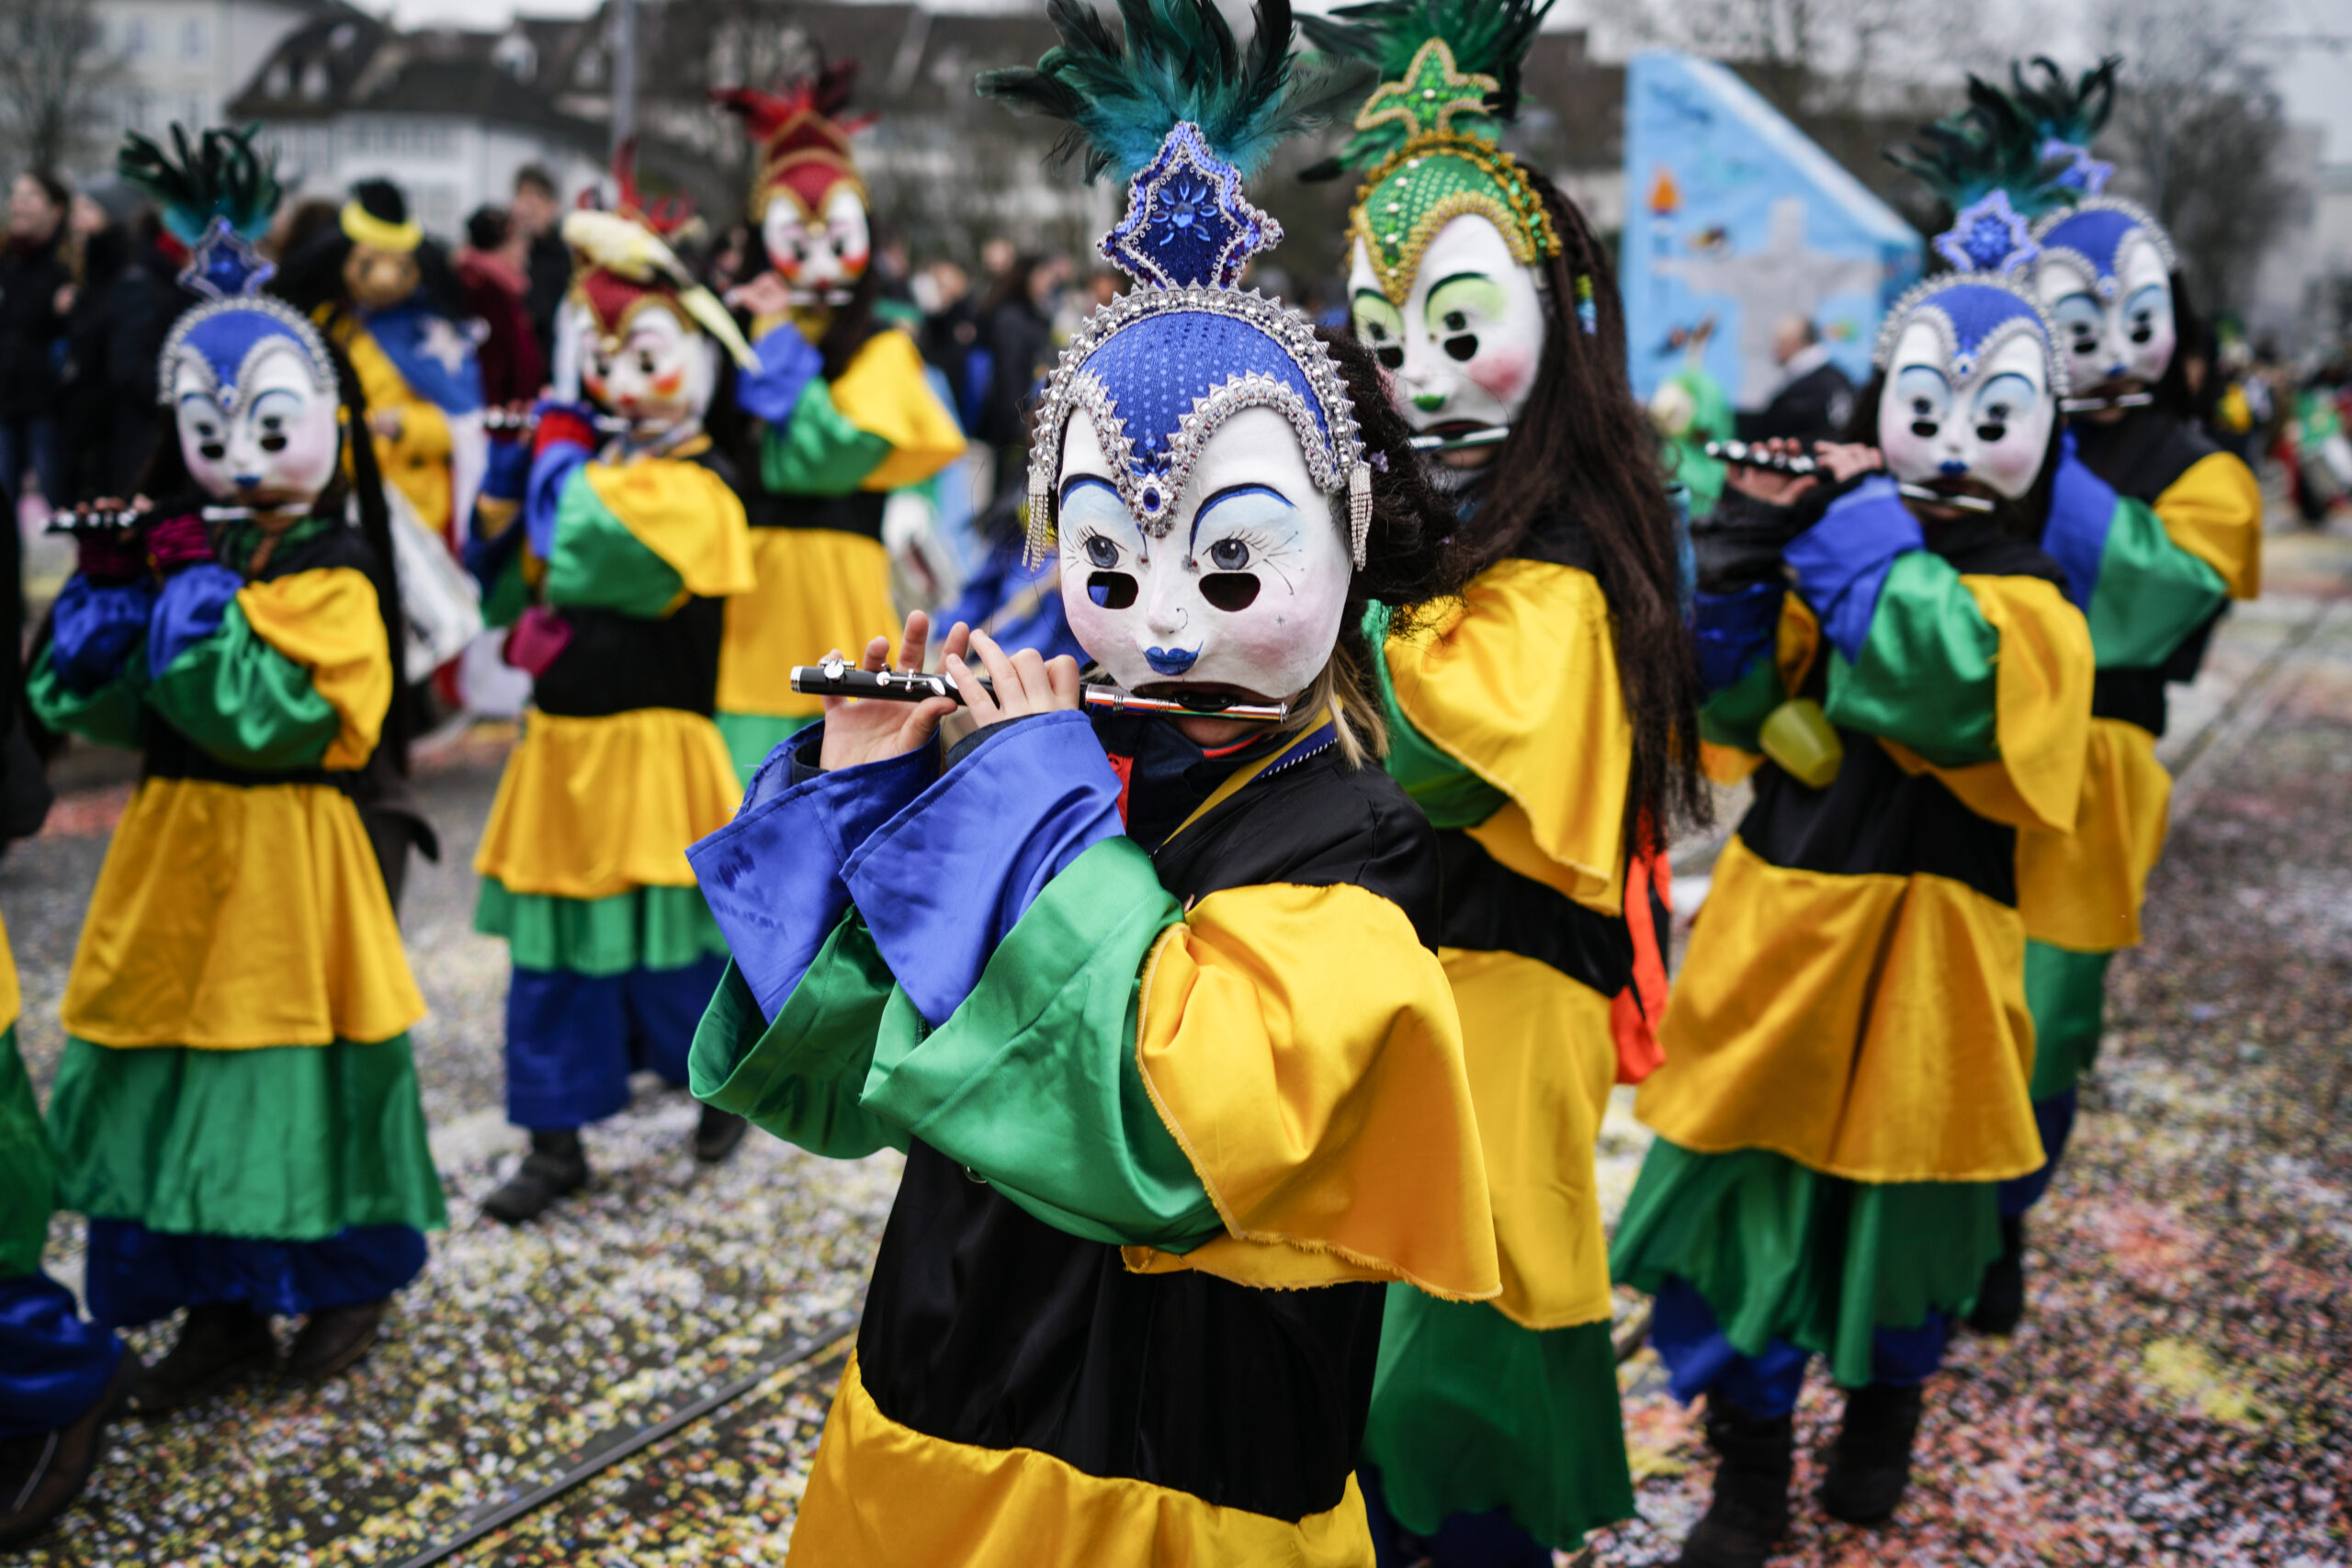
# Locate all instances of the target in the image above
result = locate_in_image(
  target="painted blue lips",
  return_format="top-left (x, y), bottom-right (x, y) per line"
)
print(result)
top-left (1145, 646), bottom-right (1199, 675)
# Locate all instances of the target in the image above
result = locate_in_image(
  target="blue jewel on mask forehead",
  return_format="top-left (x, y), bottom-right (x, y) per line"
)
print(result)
top-left (182, 216), bottom-right (277, 303)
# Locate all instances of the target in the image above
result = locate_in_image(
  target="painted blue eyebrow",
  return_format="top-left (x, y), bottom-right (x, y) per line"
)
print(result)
top-left (1191, 483), bottom-right (1293, 547)
top-left (1058, 474), bottom-right (1123, 509)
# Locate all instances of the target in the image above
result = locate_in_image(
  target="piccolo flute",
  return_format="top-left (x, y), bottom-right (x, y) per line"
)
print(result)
top-left (2059, 390), bottom-right (2154, 413)
top-left (46, 503), bottom-right (265, 534)
top-left (1408, 424), bottom-right (1511, 453)
top-left (1703, 440), bottom-right (1996, 514)
top-left (789, 656), bottom-right (1292, 722)
top-left (483, 408), bottom-right (633, 434)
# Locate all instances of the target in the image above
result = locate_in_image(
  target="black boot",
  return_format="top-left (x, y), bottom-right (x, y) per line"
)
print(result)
top-left (1674, 1396), bottom-right (1793, 1568)
top-left (0, 1351), bottom-right (140, 1547)
top-left (1819, 1381), bottom-right (1926, 1526)
top-left (693, 1104), bottom-right (749, 1164)
top-left (283, 1298), bottom-right (390, 1382)
top-left (1967, 1215), bottom-right (2027, 1336)
top-left (482, 1130), bottom-right (589, 1224)
top-left (132, 1303), bottom-right (276, 1416)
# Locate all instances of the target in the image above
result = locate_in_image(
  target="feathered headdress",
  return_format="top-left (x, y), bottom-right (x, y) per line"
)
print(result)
top-left (713, 62), bottom-right (875, 220)
top-left (561, 142), bottom-right (757, 370)
top-left (124, 122), bottom-right (335, 406)
top-left (1296, 0), bottom-right (1560, 308)
top-left (2008, 55), bottom-right (2118, 196)
top-left (1874, 91), bottom-right (2069, 394)
top-left (976, 0), bottom-right (1376, 565)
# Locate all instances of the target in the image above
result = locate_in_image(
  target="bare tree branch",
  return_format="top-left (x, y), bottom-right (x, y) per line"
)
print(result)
top-left (0, 0), bottom-right (125, 172)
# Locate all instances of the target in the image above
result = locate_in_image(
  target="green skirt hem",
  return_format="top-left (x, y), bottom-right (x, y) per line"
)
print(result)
top-left (475, 877), bottom-right (727, 977)
top-left (1363, 1287), bottom-right (1634, 1547)
top-left (716, 709), bottom-right (818, 785)
top-left (2025, 940), bottom-right (2113, 1100)
top-left (1, 1024), bottom-right (53, 1277)
top-left (44, 1034), bottom-right (447, 1242)
top-left (1610, 1138), bottom-right (1997, 1388)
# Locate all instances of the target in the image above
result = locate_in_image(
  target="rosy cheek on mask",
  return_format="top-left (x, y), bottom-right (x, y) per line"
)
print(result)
top-left (1467, 343), bottom-right (1535, 408)
top-left (650, 369), bottom-right (684, 398)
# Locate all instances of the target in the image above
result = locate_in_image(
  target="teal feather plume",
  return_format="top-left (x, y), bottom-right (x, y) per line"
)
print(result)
top-left (1297, 0), bottom-right (1552, 177)
top-left (117, 123), bottom-right (282, 246)
top-left (2007, 55), bottom-right (2118, 150)
top-left (1884, 81), bottom-right (2076, 222)
top-left (976, 0), bottom-right (1374, 183)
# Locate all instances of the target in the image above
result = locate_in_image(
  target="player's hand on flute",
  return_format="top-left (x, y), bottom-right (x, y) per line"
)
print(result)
top-left (817, 611), bottom-right (972, 770)
top-left (946, 629), bottom-right (1080, 729)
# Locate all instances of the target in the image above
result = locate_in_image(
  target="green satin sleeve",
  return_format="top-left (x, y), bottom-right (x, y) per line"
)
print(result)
top-left (26, 643), bottom-right (148, 752)
top-left (689, 933), bottom-right (909, 1160)
top-left (1697, 648), bottom-right (1786, 754)
top-left (1366, 603), bottom-right (1508, 829)
top-left (2084, 494), bottom-right (2229, 670)
top-left (862, 837), bottom-right (1222, 1252)
top-left (544, 467), bottom-right (688, 618)
top-left (1823, 551), bottom-right (1999, 767)
top-left (147, 600), bottom-right (339, 771)
top-left (760, 377), bottom-right (891, 497)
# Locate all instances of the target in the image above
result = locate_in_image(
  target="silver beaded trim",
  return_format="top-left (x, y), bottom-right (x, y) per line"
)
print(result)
top-left (156, 295), bottom-right (339, 410)
top-left (1872, 272), bottom-right (2070, 399)
top-left (2029, 194), bottom-right (2178, 302)
top-left (1024, 285), bottom-right (1374, 570)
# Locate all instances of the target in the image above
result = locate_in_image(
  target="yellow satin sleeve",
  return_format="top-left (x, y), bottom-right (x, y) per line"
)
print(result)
top-left (236, 567), bottom-right (392, 772)
top-left (1384, 558), bottom-right (1630, 914)
top-left (580, 457), bottom-right (757, 600)
top-left (2154, 450), bottom-right (2262, 602)
top-left (0, 912), bottom-right (18, 1035)
top-left (474, 707), bottom-right (741, 898)
top-left (831, 329), bottom-right (967, 493)
top-left (1880, 574), bottom-right (2091, 835)
top-left (1638, 835), bottom-right (2042, 1183)
top-left (1117, 881), bottom-right (1498, 1303)
top-left (2014, 716), bottom-right (2172, 953)
top-left (786, 1356), bottom-right (1375, 1568)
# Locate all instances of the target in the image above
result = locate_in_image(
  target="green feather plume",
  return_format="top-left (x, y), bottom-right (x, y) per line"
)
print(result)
top-left (1884, 79), bottom-right (2077, 222)
top-left (976, 0), bottom-right (1374, 183)
top-left (118, 123), bottom-right (282, 246)
top-left (1297, 0), bottom-right (1552, 178)
top-left (2007, 54), bottom-right (2118, 150)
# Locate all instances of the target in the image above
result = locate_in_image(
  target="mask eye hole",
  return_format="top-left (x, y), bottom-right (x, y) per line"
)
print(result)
top-left (198, 442), bottom-right (226, 460)
top-left (1975, 423), bottom-right (2007, 443)
top-left (1087, 571), bottom-right (1137, 609)
top-left (637, 351), bottom-right (657, 374)
top-left (1910, 420), bottom-right (1938, 439)
top-left (1442, 334), bottom-right (1478, 362)
top-left (1374, 345), bottom-right (1403, 370)
top-left (1200, 573), bottom-right (1261, 612)
top-left (1205, 538), bottom-right (1249, 571)
top-left (259, 433), bottom-right (287, 453)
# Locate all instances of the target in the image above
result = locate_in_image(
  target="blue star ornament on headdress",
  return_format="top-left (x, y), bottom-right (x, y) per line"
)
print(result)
top-left (979, 0), bottom-right (1376, 565)
top-left (119, 123), bottom-right (337, 408)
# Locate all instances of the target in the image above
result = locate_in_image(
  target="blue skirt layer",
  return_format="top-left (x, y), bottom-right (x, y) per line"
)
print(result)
top-left (504, 953), bottom-right (727, 1129)
top-left (83, 1219), bottom-right (427, 1328)
top-left (1649, 1276), bottom-right (1948, 1417)
top-left (0, 1270), bottom-right (125, 1438)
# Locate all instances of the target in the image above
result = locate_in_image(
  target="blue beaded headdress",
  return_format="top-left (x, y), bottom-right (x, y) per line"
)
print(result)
top-left (979, 0), bottom-right (1377, 566)
top-left (122, 124), bottom-right (337, 409)
top-left (1876, 86), bottom-right (2071, 395)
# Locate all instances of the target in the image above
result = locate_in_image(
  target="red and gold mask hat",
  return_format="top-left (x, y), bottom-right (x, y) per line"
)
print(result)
top-left (712, 62), bottom-right (876, 225)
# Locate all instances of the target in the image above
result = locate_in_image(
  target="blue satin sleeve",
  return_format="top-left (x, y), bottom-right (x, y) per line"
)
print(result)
top-left (522, 413), bottom-right (596, 564)
top-left (0, 1272), bottom-right (123, 1440)
top-left (687, 726), bottom-right (935, 1023)
top-left (737, 324), bottom-right (823, 425)
top-left (50, 575), bottom-right (156, 694)
top-left (843, 710), bottom-right (1125, 1029)
top-left (1692, 581), bottom-right (1783, 695)
top-left (1784, 475), bottom-right (1925, 663)
top-left (146, 562), bottom-right (244, 679)
top-left (2041, 434), bottom-right (2118, 614)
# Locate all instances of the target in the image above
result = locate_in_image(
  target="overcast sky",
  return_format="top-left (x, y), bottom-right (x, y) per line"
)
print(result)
top-left (382, 0), bottom-right (2352, 162)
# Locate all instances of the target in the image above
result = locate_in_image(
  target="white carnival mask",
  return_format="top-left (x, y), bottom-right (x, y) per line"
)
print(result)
top-left (166, 314), bottom-right (342, 509)
top-left (1871, 277), bottom-right (2065, 502)
top-left (1058, 403), bottom-right (1352, 704)
top-left (576, 299), bottom-right (716, 439)
top-left (2031, 202), bottom-right (2176, 398)
top-left (762, 186), bottom-right (870, 305)
top-left (1348, 214), bottom-right (1545, 447)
